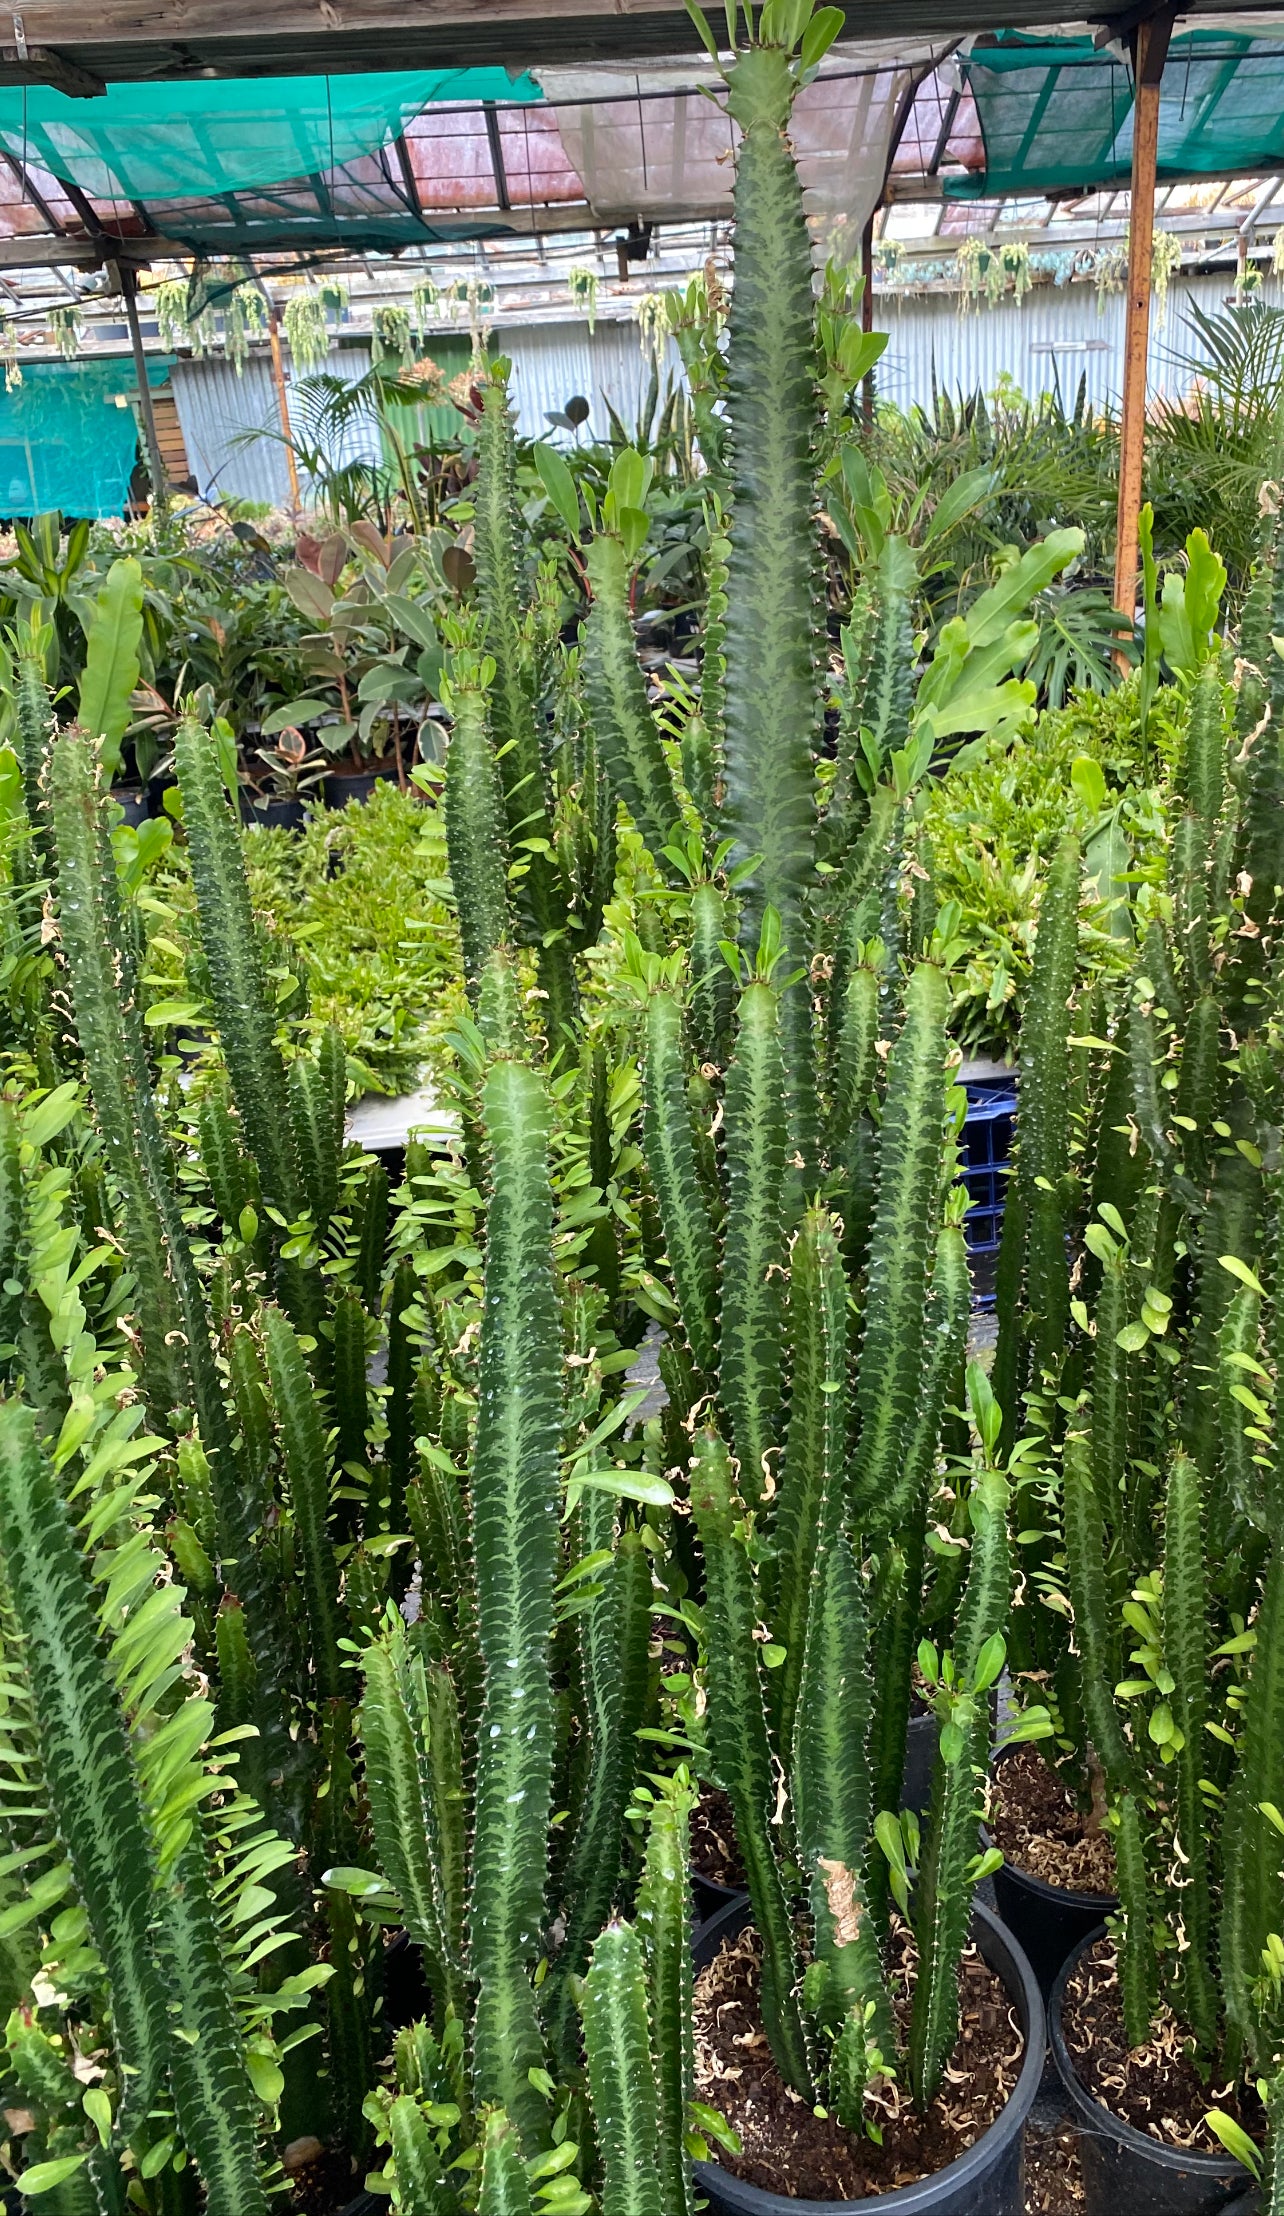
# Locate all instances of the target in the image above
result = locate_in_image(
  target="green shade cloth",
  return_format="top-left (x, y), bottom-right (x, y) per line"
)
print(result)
top-left (951, 33), bottom-right (1284, 199)
top-left (0, 359), bottom-right (171, 520)
top-left (0, 70), bottom-right (540, 204)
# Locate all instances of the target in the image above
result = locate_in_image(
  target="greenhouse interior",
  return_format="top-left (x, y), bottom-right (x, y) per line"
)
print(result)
top-left (3, 0), bottom-right (1284, 2209)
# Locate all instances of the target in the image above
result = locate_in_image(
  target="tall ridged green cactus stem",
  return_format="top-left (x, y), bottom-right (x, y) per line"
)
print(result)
top-left (384, 1254), bottom-right (419, 1547)
top-left (477, 2108), bottom-right (535, 2216)
top-left (289, 1025), bottom-right (346, 1232)
top-left (443, 653), bottom-right (512, 1000)
top-left (827, 539), bottom-right (916, 884)
top-left (581, 1921), bottom-right (664, 2216)
top-left (792, 1429), bottom-right (894, 2125)
top-left (473, 369), bottom-right (578, 1057)
top-left (867, 1217), bottom-right (971, 1859)
top-left (49, 733), bottom-right (260, 1581)
top-left (469, 1049), bottom-right (561, 2146)
top-left (385, 2092), bottom-right (453, 2215)
top-left (719, 953), bottom-right (788, 1505)
top-left (474, 373), bottom-right (552, 850)
top-left (635, 1774), bottom-right (696, 2216)
top-left (175, 716), bottom-right (304, 1229)
top-left (161, 1825), bottom-right (271, 2216)
top-left (689, 877), bottom-right (735, 1069)
top-left (14, 628), bottom-right (54, 873)
top-left (715, 19), bottom-right (823, 1169)
top-left (1111, 1792), bottom-right (1158, 2048)
top-left (0, 1401), bottom-right (168, 2133)
top-left (1162, 1450), bottom-right (1218, 2052)
top-left (689, 1428), bottom-right (813, 2098)
top-left (49, 729), bottom-right (192, 1425)
top-left (546, 1491), bottom-right (651, 2069)
top-left (1181, 655), bottom-right (1227, 829)
top-left (358, 1610), bottom-right (466, 2026)
top-left (770, 1205), bottom-right (846, 1755)
top-left (1062, 1428), bottom-right (1134, 1791)
top-left (331, 1288), bottom-right (370, 1530)
top-left (1010, 835), bottom-right (1080, 1428)
top-left (908, 1464), bottom-right (1011, 2109)
top-left (261, 1304), bottom-right (344, 1704)
top-left (642, 984), bottom-right (717, 1377)
top-left (1222, 1539), bottom-right (1284, 2061)
top-left (583, 528), bottom-right (683, 862)
top-left (849, 961), bottom-right (950, 1537)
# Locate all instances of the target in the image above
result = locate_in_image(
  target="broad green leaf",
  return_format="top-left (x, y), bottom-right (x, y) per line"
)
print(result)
top-left (15, 2155), bottom-right (90, 2195)
top-left (261, 697), bottom-right (332, 735)
top-left (533, 442), bottom-right (582, 542)
top-left (78, 556), bottom-right (144, 780)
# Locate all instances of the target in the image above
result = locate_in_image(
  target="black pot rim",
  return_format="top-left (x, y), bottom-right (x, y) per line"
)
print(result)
top-left (984, 1743), bottom-right (1118, 1912)
top-left (691, 1894), bottom-right (1045, 2214)
top-left (1049, 1925), bottom-right (1254, 2182)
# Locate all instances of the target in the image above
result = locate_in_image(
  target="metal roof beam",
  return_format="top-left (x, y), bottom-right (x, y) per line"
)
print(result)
top-left (0, 148), bottom-right (65, 235)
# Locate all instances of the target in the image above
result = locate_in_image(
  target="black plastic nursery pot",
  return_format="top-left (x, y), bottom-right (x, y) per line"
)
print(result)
top-left (991, 1854), bottom-right (1118, 2003)
top-left (109, 786), bottom-right (150, 826)
top-left (983, 1751), bottom-right (1118, 1999)
top-left (243, 794), bottom-right (308, 830)
top-left (691, 1895), bottom-right (1046, 2216)
top-left (902, 1712), bottom-right (938, 1816)
top-left (1050, 1929), bottom-right (1258, 2216)
top-left (322, 762), bottom-right (399, 809)
top-left (693, 1867), bottom-right (746, 1925)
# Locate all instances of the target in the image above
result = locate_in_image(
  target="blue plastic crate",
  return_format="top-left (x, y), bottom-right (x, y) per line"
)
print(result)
top-left (959, 1078), bottom-right (1017, 1309)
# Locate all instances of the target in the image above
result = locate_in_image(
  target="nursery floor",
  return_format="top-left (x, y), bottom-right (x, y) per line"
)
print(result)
top-left (1023, 2089), bottom-right (1085, 2210)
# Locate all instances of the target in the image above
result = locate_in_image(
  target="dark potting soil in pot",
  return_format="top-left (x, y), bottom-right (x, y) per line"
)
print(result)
top-left (690, 1784), bottom-right (747, 1889)
top-left (1062, 1939), bottom-right (1264, 2158)
top-left (692, 1921), bottom-right (1023, 2199)
top-left (988, 1745), bottom-right (1116, 1896)
top-left (285, 2143), bottom-right (366, 2213)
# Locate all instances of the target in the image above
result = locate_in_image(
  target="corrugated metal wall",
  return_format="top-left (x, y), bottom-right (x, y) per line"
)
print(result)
top-left (874, 272), bottom-right (1238, 414)
top-left (172, 273), bottom-right (1245, 506)
top-left (172, 318), bottom-right (686, 506)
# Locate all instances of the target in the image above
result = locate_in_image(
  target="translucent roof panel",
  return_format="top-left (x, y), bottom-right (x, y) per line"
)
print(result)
top-left (0, 70), bottom-right (539, 205)
top-left (953, 31), bottom-right (1284, 200)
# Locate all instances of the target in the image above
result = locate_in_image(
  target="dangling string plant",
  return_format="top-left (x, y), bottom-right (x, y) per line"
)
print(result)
top-left (373, 303), bottom-right (414, 370)
top-left (282, 278), bottom-right (349, 374)
top-left (47, 303), bottom-right (81, 361)
top-left (1151, 228), bottom-right (1183, 325)
top-left (410, 275), bottom-right (439, 348)
top-left (568, 264), bottom-right (599, 333)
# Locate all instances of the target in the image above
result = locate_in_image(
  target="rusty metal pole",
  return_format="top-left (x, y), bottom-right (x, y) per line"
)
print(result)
top-left (119, 263), bottom-right (168, 514)
top-left (266, 296), bottom-right (301, 514)
top-left (1112, 9), bottom-right (1174, 654)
